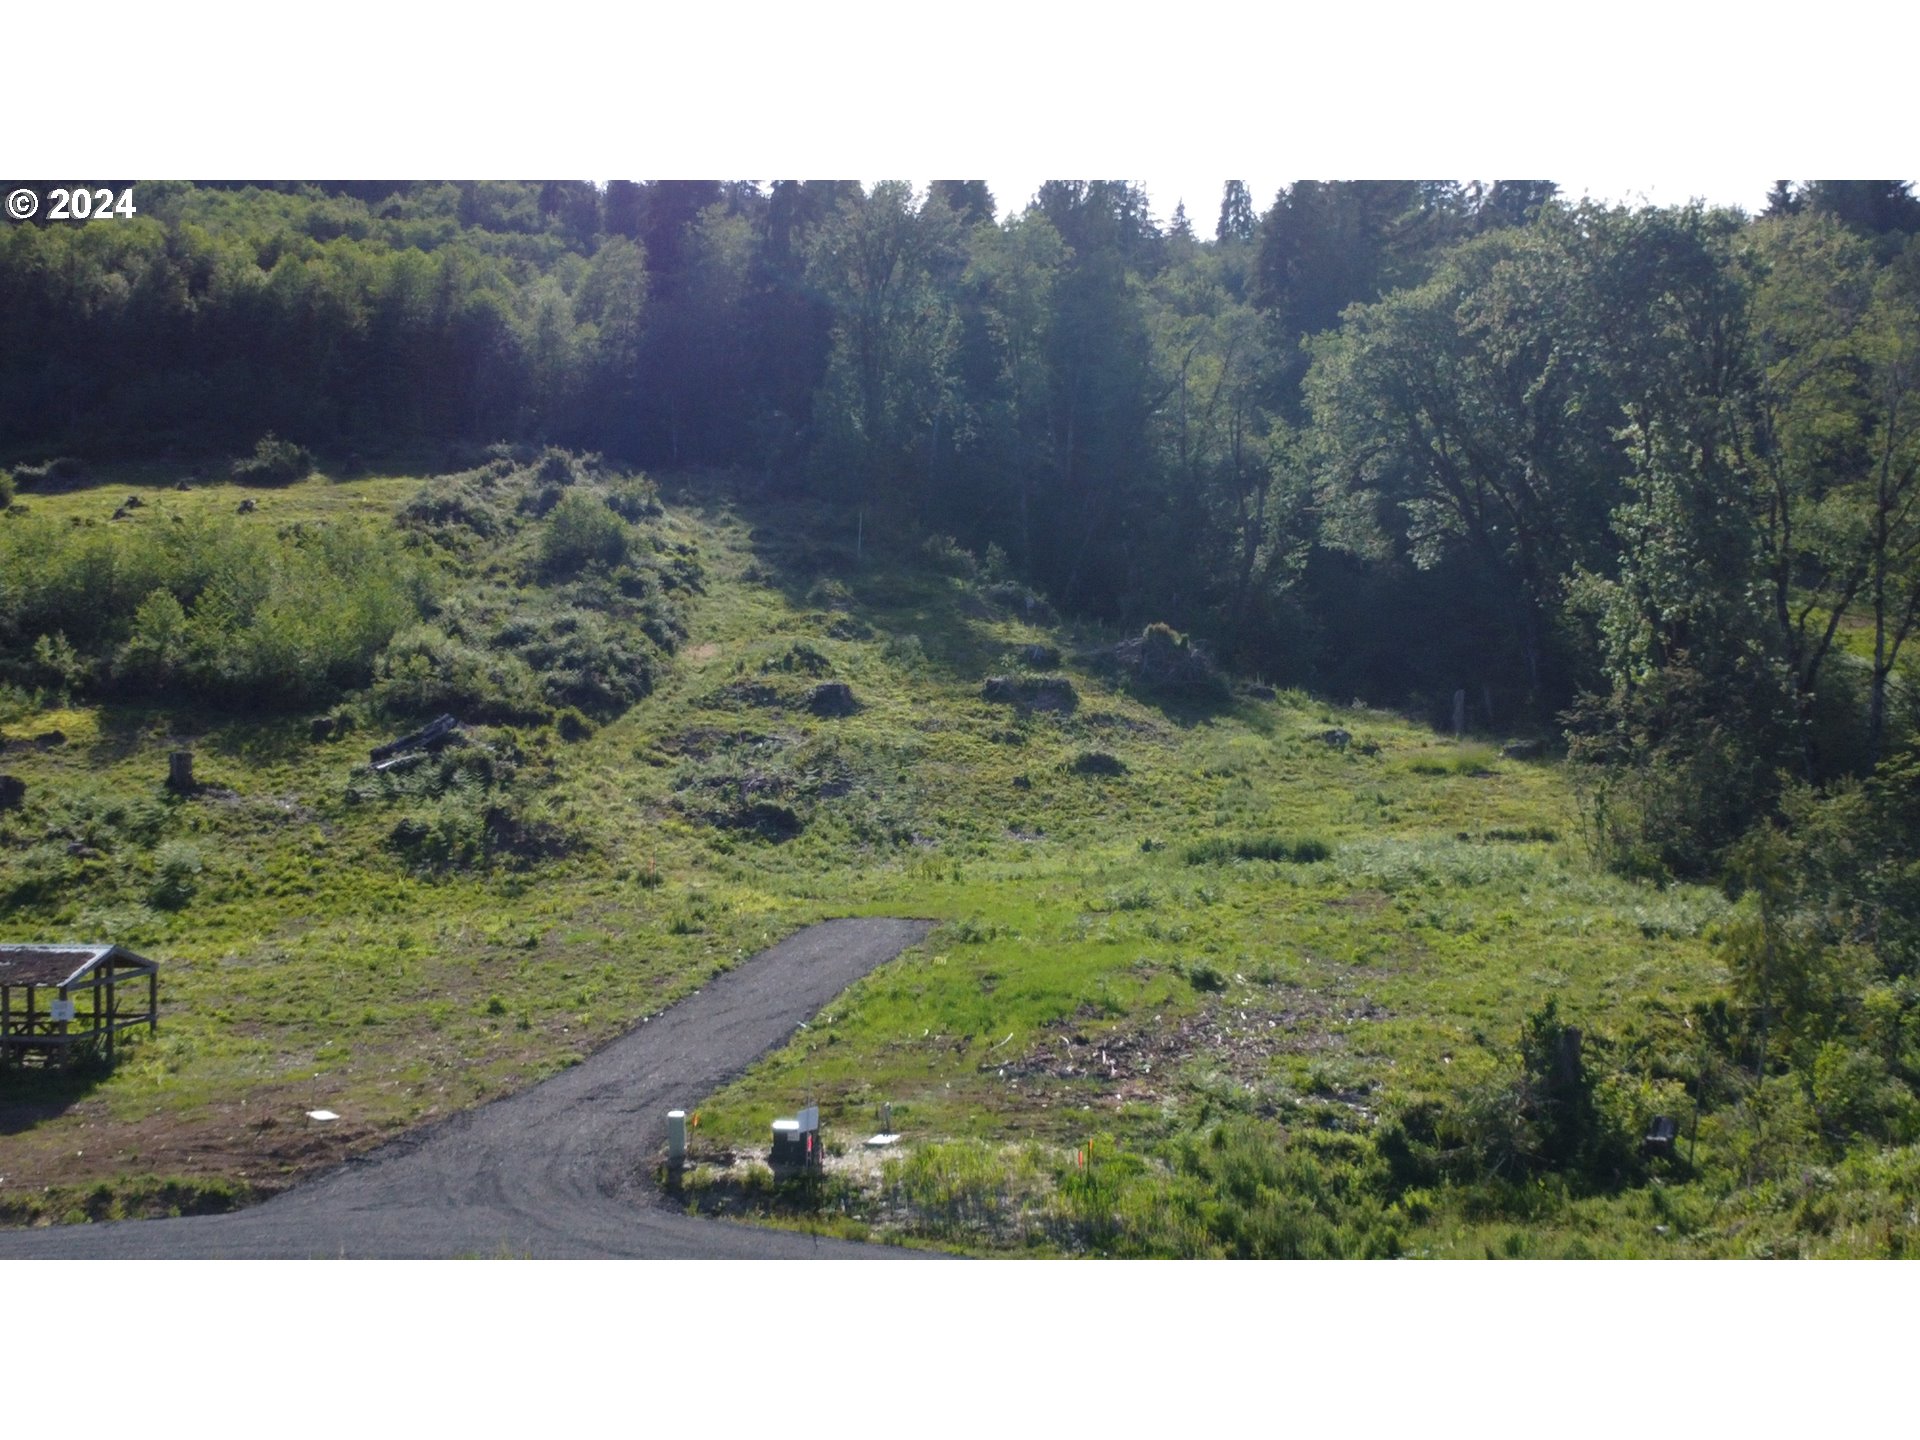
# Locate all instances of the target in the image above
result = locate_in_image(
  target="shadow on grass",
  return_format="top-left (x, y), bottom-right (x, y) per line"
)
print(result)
top-left (203, 713), bottom-right (331, 767)
top-left (717, 486), bottom-right (1075, 689)
top-left (80, 705), bottom-right (174, 768)
top-left (0, 1054), bottom-right (117, 1133)
top-left (656, 475), bottom-right (1247, 730)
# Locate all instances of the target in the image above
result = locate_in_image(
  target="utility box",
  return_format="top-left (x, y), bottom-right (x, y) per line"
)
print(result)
top-left (771, 1103), bottom-right (821, 1169)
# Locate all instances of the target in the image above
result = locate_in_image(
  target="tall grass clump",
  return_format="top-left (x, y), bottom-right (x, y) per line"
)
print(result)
top-left (147, 840), bottom-right (205, 910)
top-left (1183, 834), bottom-right (1331, 865)
top-left (1407, 744), bottom-right (1500, 776)
top-left (884, 1141), bottom-right (1028, 1241)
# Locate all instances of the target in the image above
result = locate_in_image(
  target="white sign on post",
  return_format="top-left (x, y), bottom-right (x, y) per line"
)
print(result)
top-left (49, 1000), bottom-right (77, 1022)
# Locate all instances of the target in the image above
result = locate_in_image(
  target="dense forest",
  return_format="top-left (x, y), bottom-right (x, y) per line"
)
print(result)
top-left (5, 179), bottom-right (1920, 1187)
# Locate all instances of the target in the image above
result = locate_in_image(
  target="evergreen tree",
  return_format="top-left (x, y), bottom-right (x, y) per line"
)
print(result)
top-left (1477, 180), bottom-right (1558, 229)
top-left (931, 181), bottom-right (997, 227)
top-left (1217, 181), bottom-right (1256, 243)
top-left (1801, 181), bottom-right (1920, 237)
top-left (603, 180), bottom-right (645, 239)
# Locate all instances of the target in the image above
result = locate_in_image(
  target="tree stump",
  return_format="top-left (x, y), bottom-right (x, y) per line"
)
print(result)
top-left (807, 682), bottom-right (859, 717)
top-left (167, 751), bottom-right (196, 793)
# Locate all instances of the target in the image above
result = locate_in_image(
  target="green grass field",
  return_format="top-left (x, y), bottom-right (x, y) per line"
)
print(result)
top-left (3, 461), bottom-right (1912, 1255)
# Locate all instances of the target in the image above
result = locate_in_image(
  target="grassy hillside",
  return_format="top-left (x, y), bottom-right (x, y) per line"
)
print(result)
top-left (2, 458), bottom-right (1912, 1255)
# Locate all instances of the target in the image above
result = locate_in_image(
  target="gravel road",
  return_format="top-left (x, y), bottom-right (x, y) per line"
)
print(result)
top-left (0, 917), bottom-right (935, 1259)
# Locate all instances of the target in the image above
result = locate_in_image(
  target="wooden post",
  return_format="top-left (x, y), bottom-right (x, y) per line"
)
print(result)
top-left (1452, 689), bottom-right (1467, 739)
top-left (168, 751), bottom-right (195, 793)
top-left (149, 968), bottom-right (157, 1033)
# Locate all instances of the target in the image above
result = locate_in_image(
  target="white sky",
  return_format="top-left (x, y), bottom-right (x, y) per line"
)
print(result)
top-left (8, 9), bottom-right (1897, 210)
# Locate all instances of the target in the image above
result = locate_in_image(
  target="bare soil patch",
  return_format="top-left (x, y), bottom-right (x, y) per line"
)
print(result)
top-left (983, 986), bottom-right (1388, 1112)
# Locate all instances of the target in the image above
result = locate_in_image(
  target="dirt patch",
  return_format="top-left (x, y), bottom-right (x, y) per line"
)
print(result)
top-left (687, 642), bottom-right (721, 663)
top-left (983, 988), bottom-right (1388, 1110)
top-left (0, 1087), bottom-right (396, 1210)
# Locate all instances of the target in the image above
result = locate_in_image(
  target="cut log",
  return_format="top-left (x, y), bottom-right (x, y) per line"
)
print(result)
top-left (369, 714), bottom-right (461, 764)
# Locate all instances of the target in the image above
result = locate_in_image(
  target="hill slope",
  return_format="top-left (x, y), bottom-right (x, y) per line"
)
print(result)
top-left (2, 458), bottom-right (1903, 1256)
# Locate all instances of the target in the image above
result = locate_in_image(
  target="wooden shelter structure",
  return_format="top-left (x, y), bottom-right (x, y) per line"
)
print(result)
top-left (0, 944), bottom-right (158, 1069)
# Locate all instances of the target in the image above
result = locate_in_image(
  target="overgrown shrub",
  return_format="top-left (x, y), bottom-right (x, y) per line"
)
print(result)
top-left (12, 457), bottom-right (86, 490)
top-left (920, 534), bottom-right (978, 579)
top-left (1567, 664), bottom-right (1795, 881)
top-left (114, 590), bottom-right (191, 691)
top-left (603, 475), bottom-right (662, 522)
top-left (502, 605), bottom-right (656, 717)
top-left (372, 624), bottom-right (547, 722)
top-left (230, 433), bottom-right (315, 486)
top-left (31, 631), bottom-right (90, 698)
top-left (1381, 1000), bottom-right (1638, 1195)
top-left (398, 475), bottom-right (509, 540)
top-left (535, 447), bottom-right (587, 486)
top-left (539, 490), bottom-right (630, 577)
top-left (0, 514), bottom-right (431, 708)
